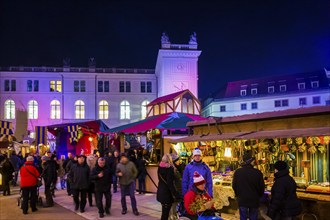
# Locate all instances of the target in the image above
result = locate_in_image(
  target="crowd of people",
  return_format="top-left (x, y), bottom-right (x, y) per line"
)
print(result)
top-left (0, 146), bottom-right (303, 220)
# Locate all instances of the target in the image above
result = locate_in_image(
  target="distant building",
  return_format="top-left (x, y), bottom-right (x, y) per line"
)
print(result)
top-left (202, 69), bottom-right (330, 117)
top-left (0, 33), bottom-right (201, 139)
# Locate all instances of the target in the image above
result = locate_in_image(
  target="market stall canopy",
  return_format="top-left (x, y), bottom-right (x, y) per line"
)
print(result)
top-left (107, 112), bottom-right (206, 133)
top-left (169, 127), bottom-right (330, 143)
top-left (47, 119), bottom-right (109, 135)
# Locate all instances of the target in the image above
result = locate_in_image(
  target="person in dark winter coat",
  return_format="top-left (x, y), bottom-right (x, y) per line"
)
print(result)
top-left (19, 156), bottom-right (40, 214)
top-left (116, 153), bottom-right (139, 216)
top-left (64, 153), bottom-right (76, 196)
top-left (91, 157), bottom-right (113, 218)
top-left (10, 151), bottom-right (22, 186)
top-left (157, 153), bottom-right (180, 220)
top-left (182, 148), bottom-right (213, 197)
top-left (267, 161), bottom-right (302, 220)
top-left (136, 151), bottom-right (148, 194)
top-left (232, 153), bottom-right (265, 220)
top-left (41, 155), bottom-right (57, 207)
top-left (68, 155), bottom-right (90, 213)
top-left (0, 153), bottom-right (15, 196)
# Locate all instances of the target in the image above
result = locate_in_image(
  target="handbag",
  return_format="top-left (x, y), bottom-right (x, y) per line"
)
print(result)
top-left (24, 165), bottom-right (42, 187)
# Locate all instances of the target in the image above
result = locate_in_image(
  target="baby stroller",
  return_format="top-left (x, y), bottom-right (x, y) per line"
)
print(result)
top-left (17, 185), bottom-right (43, 208)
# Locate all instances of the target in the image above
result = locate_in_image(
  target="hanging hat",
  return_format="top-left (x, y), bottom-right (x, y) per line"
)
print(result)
top-left (193, 171), bottom-right (206, 186)
top-left (192, 148), bottom-right (202, 157)
top-left (274, 160), bottom-right (288, 171)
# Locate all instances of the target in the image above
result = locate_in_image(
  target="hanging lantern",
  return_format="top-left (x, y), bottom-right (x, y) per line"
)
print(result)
top-left (224, 147), bottom-right (232, 157)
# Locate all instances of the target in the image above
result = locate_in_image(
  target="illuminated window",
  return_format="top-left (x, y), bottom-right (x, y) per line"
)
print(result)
top-left (28, 100), bottom-right (38, 119)
top-left (50, 100), bottom-right (61, 119)
top-left (4, 99), bottom-right (15, 119)
top-left (120, 100), bottom-right (130, 119)
top-left (50, 80), bottom-right (62, 92)
top-left (99, 100), bottom-right (109, 119)
top-left (141, 100), bottom-right (149, 119)
top-left (75, 100), bottom-right (85, 119)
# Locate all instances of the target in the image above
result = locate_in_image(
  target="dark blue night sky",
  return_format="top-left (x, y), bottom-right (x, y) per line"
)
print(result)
top-left (0, 0), bottom-right (329, 99)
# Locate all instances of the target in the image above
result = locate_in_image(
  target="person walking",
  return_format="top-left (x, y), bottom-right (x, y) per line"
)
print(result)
top-left (57, 155), bottom-right (66, 189)
top-left (267, 160), bottom-right (302, 220)
top-left (19, 156), bottom-right (40, 214)
top-left (182, 148), bottom-right (213, 197)
top-left (157, 153), bottom-right (180, 220)
top-left (136, 150), bottom-right (148, 194)
top-left (9, 151), bottom-right (22, 186)
top-left (116, 153), bottom-right (139, 216)
top-left (63, 152), bottom-right (75, 196)
top-left (232, 152), bottom-right (265, 220)
top-left (0, 153), bottom-right (14, 196)
top-left (41, 155), bottom-right (56, 207)
top-left (86, 154), bottom-right (97, 207)
top-left (91, 157), bottom-right (113, 218)
top-left (111, 150), bottom-right (120, 193)
top-left (68, 155), bottom-right (90, 213)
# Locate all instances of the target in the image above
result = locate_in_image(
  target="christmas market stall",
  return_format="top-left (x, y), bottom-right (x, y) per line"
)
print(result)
top-left (106, 90), bottom-right (206, 193)
top-left (47, 120), bottom-right (110, 157)
top-left (170, 106), bottom-right (330, 219)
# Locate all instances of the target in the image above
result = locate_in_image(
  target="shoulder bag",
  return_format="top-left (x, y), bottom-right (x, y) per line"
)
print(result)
top-left (24, 165), bottom-right (42, 187)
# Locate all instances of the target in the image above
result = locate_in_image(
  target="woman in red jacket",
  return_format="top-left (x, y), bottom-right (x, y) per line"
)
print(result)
top-left (20, 155), bottom-right (40, 214)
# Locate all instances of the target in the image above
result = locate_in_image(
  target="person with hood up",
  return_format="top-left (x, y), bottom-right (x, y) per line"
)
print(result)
top-left (232, 152), bottom-right (265, 220)
top-left (116, 153), bottom-right (139, 216)
top-left (156, 153), bottom-right (180, 220)
top-left (68, 155), bottom-right (90, 213)
top-left (19, 156), bottom-right (40, 214)
top-left (91, 157), bottom-right (113, 218)
top-left (41, 155), bottom-right (57, 207)
top-left (267, 160), bottom-right (302, 220)
top-left (182, 148), bottom-right (213, 197)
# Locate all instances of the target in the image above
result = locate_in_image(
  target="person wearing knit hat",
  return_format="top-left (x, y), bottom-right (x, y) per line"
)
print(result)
top-left (182, 147), bottom-right (213, 199)
top-left (193, 171), bottom-right (206, 186)
top-left (232, 151), bottom-right (265, 220)
top-left (183, 171), bottom-right (219, 219)
top-left (267, 160), bottom-right (302, 219)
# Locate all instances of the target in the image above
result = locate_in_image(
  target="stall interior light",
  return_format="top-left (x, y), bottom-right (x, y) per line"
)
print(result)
top-left (88, 137), bottom-right (93, 142)
top-left (224, 147), bottom-right (232, 157)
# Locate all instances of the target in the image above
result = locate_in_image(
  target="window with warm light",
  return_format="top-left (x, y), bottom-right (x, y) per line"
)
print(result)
top-left (50, 100), bottom-right (61, 119)
top-left (224, 147), bottom-right (232, 157)
top-left (4, 99), bottom-right (15, 119)
top-left (141, 100), bottom-right (149, 119)
top-left (50, 80), bottom-right (62, 92)
top-left (120, 100), bottom-right (130, 119)
top-left (28, 100), bottom-right (38, 119)
top-left (75, 100), bottom-right (85, 119)
top-left (99, 100), bottom-right (109, 119)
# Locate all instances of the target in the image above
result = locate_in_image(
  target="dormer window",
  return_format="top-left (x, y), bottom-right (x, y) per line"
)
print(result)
top-left (298, 83), bottom-right (305, 90)
top-left (280, 85), bottom-right (286, 92)
top-left (240, 89), bottom-right (247, 96)
top-left (251, 88), bottom-right (258, 95)
top-left (311, 81), bottom-right (319, 88)
top-left (268, 86), bottom-right (274, 93)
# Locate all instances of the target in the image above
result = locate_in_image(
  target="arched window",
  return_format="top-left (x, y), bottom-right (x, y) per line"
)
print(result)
top-left (141, 100), bottom-right (149, 119)
top-left (4, 99), bottom-right (15, 119)
top-left (99, 100), bottom-right (109, 119)
top-left (28, 100), bottom-right (38, 119)
top-left (50, 100), bottom-right (61, 119)
top-left (75, 100), bottom-right (85, 119)
top-left (120, 100), bottom-right (130, 119)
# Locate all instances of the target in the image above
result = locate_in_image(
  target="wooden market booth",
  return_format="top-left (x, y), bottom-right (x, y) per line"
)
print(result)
top-left (170, 106), bottom-right (330, 219)
top-left (107, 90), bottom-right (206, 193)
